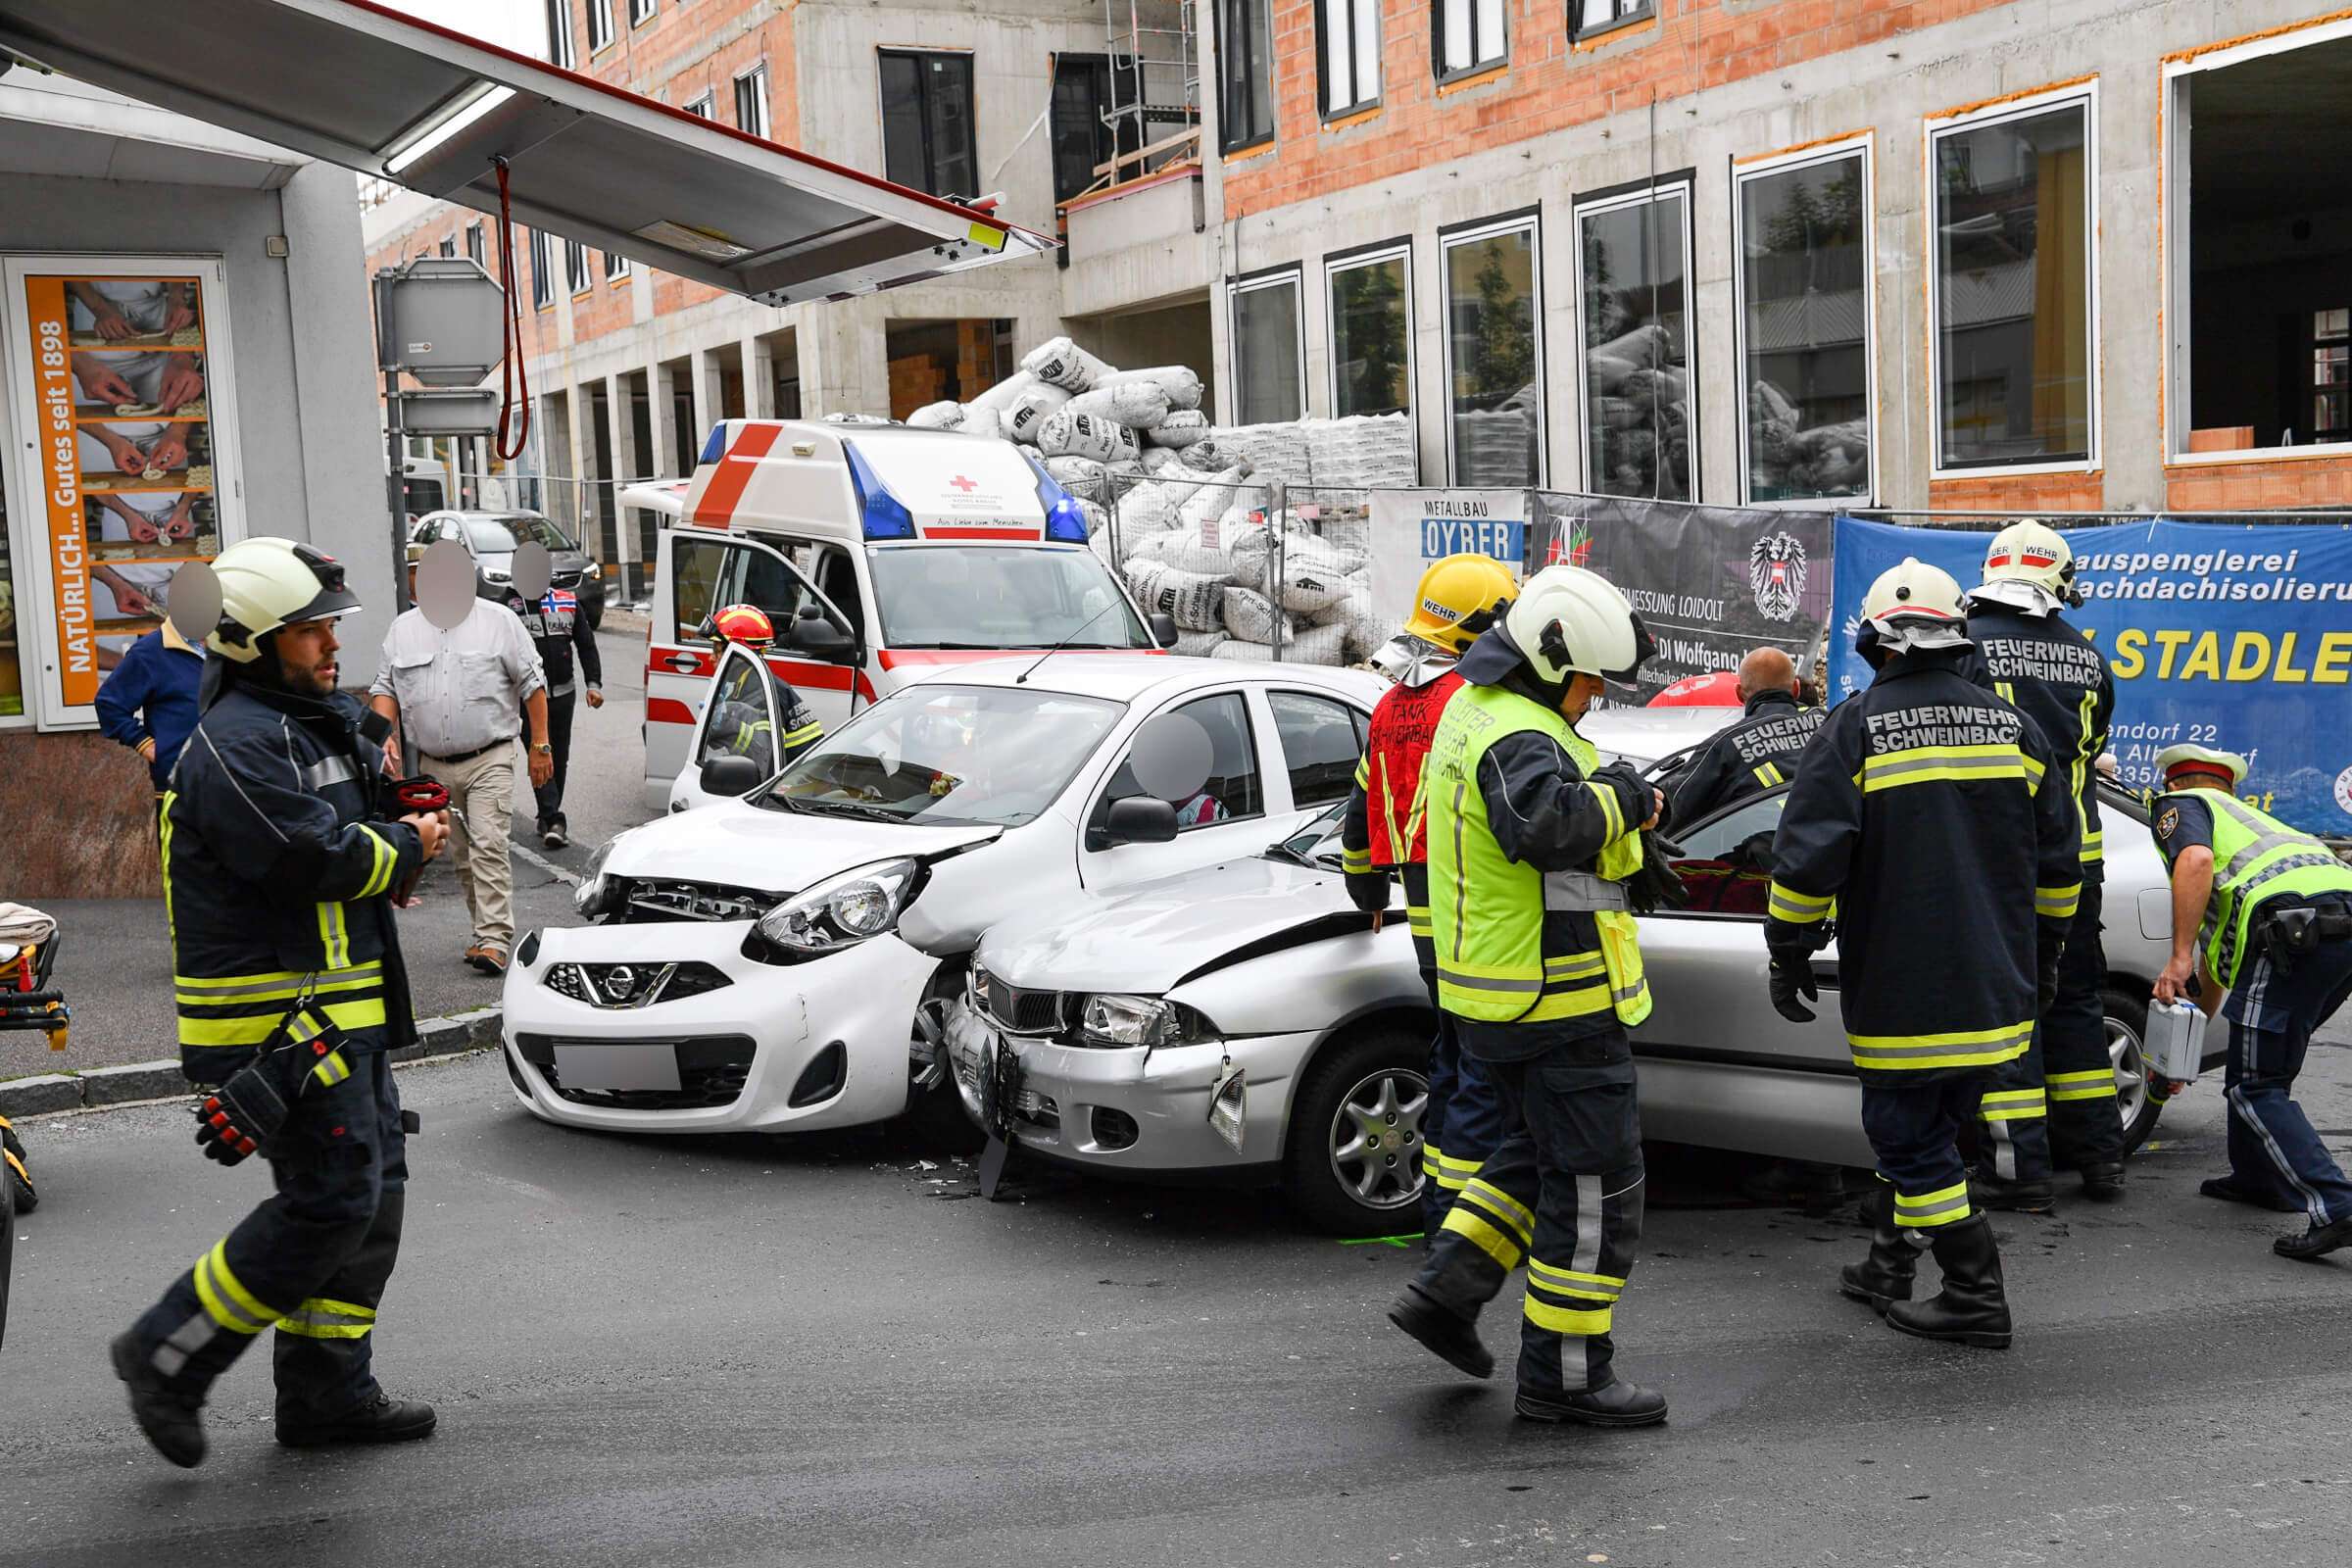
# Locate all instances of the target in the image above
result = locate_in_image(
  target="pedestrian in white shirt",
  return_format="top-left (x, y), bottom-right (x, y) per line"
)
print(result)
top-left (368, 542), bottom-right (552, 975)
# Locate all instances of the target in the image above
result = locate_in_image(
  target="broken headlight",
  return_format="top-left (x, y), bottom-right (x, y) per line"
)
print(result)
top-left (749, 858), bottom-right (920, 961)
top-left (1075, 995), bottom-right (1212, 1050)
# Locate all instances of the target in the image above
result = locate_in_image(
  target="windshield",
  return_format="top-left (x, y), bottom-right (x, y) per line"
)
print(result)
top-left (1272, 802), bottom-right (1348, 867)
top-left (463, 514), bottom-right (571, 553)
top-left (867, 545), bottom-right (1152, 651)
top-left (759, 684), bottom-right (1125, 827)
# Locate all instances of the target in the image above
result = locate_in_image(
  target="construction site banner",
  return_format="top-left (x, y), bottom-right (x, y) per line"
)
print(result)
top-left (1365, 488), bottom-right (1543, 634)
top-left (1829, 515), bottom-right (2352, 836)
top-left (1539, 493), bottom-right (1833, 705)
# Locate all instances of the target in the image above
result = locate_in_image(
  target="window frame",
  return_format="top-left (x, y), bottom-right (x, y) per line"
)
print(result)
top-left (1732, 133), bottom-right (1878, 509)
top-left (877, 48), bottom-right (980, 200)
top-left (586, 0), bottom-right (614, 55)
top-left (1048, 51), bottom-right (1119, 205)
top-left (1924, 79), bottom-right (2102, 480)
top-left (530, 229), bottom-right (555, 309)
top-left (1439, 209), bottom-right (1546, 488)
top-left (1571, 172), bottom-right (1698, 501)
top-left (1226, 265), bottom-right (1308, 426)
top-left (465, 220), bottom-right (486, 265)
top-left (681, 90), bottom-right (715, 119)
top-left (1325, 239), bottom-right (1416, 447)
top-left (1217, 0), bottom-right (1277, 153)
top-left (546, 0), bottom-right (575, 70)
top-left (1315, 0), bottom-right (1384, 120)
top-left (564, 238), bottom-right (593, 297)
top-left (1567, 0), bottom-right (1655, 45)
top-left (734, 63), bottom-right (771, 140)
top-left (1090, 690), bottom-right (1268, 835)
top-left (628, 0), bottom-right (657, 27)
top-left (1267, 688), bottom-right (1372, 808)
top-left (604, 245), bottom-right (630, 281)
top-left (2161, 18), bottom-right (2352, 468)
top-left (1431, 0), bottom-right (1508, 87)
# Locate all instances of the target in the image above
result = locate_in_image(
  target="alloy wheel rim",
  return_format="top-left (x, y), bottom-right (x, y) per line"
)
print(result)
top-left (2108, 1014), bottom-right (2149, 1133)
top-left (1329, 1067), bottom-right (1431, 1212)
top-left (910, 996), bottom-right (952, 1093)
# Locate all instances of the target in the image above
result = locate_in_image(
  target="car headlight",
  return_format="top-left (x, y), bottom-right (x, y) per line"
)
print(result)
top-left (1075, 994), bottom-right (1218, 1051)
top-left (750, 858), bottom-right (920, 960)
top-left (483, 564), bottom-right (512, 583)
top-left (574, 835), bottom-right (623, 918)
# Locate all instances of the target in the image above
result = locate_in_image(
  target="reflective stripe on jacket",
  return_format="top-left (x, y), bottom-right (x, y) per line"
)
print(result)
top-left (1964, 602), bottom-right (2115, 877)
top-left (2154, 787), bottom-right (2352, 988)
top-left (1665, 689), bottom-right (1823, 827)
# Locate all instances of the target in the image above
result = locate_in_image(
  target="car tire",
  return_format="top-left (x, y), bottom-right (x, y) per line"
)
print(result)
top-left (1282, 1023), bottom-right (1432, 1237)
top-left (901, 981), bottom-right (984, 1154)
top-left (2106, 985), bottom-right (2164, 1157)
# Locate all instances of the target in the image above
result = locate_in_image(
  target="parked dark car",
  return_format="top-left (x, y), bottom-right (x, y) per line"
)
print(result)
top-left (406, 510), bottom-right (605, 627)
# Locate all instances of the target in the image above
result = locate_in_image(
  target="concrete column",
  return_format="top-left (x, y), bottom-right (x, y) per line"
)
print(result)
top-left (602, 372), bottom-right (633, 599)
top-left (797, 299), bottom-right (889, 417)
top-left (649, 360), bottom-right (681, 478)
top-left (559, 382), bottom-right (589, 541)
top-left (741, 333), bottom-right (772, 418)
top-left (689, 345), bottom-right (719, 444)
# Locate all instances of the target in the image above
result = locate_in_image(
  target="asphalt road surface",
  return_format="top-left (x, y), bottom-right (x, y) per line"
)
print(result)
top-left (2, 624), bottom-right (658, 1080)
top-left (11, 1027), bottom-right (2352, 1567)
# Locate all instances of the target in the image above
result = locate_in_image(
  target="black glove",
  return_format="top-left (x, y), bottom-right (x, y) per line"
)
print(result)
top-left (192, 1054), bottom-right (298, 1166)
top-left (2036, 930), bottom-right (2065, 1015)
top-left (1624, 833), bottom-right (1690, 915)
top-left (1767, 943), bottom-right (1818, 1023)
top-left (1590, 761), bottom-right (1652, 832)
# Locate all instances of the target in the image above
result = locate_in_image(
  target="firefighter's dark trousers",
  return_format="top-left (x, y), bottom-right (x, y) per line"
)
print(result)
top-left (1404, 864), bottom-right (1505, 1237)
top-left (1865, 1071), bottom-right (1989, 1245)
top-left (1408, 1027), bottom-right (1643, 1398)
top-left (125, 1049), bottom-right (408, 1423)
top-left (2041, 880), bottom-right (2125, 1167)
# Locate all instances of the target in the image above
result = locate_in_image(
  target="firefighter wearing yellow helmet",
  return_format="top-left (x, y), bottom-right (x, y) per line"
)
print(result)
top-left (1340, 554), bottom-right (1518, 1237)
top-left (1766, 557), bottom-right (2081, 1350)
top-left (112, 537), bottom-right (449, 1468)
top-left (1385, 564), bottom-right (1675, 1429)
top-left (1963, 520), bottom-right (2124, 1208)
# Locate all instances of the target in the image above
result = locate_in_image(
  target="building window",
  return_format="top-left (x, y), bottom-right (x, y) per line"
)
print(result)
top-left (1576, 179), bottom-right (1693, 499)
top-left (2167, 24), bottom-right (2352, 460)
top-left (1050, 54), bottom-right (1119, 203)
top-left (1441, 216), bottom-right (1543, 486)
top-left (1735, 141), bottom-right (1874, 505)
top-left (1929, 88), bottom-right (2095, 473)
top-left (1569, 0), bottom-right (1651, 40)
top-left (879, 51), bottom-right (979, 200)
top-left (1435, 0), bottom-right (1505, 82)
top-left (1217, 0), bottom-right (1275, 152)
top-left (1329, 245), bottom-right (1412, 425)
top-left (1229, 270), bottom-right (1304, 424)
top-left (564, 239), bottom-right (592, 295)
top-left (530, 231), bottom-right (555, 307)
top-left (1318, 0), bottom-right (1381, 117)
top-left (629, 0), bottom-right (656, 25)
top-left (604, 246), bottom-right (630, 280)
top-left (465, 221), bottom-right (486, 265)
top-left (437, 235), bottom-right (457, 258)
top-left (586, 0), bottom-right (613, 54)
top-left (734, 65), bottom-right (770, 140)
top-left (546, 0), bottom-right (575, 70)
top-left (682, 91), bottom-right (714, 119)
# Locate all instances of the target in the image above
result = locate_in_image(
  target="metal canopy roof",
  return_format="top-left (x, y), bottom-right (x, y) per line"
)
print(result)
top-left (0, 0), bottom-right (1054, 305)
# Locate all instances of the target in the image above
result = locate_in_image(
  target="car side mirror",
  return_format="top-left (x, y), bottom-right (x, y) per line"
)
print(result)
top-left (1149, 612), bottom-right (1179, 649)
top-left (1103, 796), bottom-right (1179, 846)
top-left (784, 613), bottom-right (856, 661)
top-left (698, 753), bottom-right (766, 799)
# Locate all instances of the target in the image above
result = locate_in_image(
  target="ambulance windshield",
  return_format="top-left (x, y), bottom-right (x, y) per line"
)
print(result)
top-left (866, 545), bottom-right (1152, 651)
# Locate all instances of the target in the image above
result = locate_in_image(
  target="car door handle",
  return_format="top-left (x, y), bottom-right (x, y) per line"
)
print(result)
top-left (662, 653), bottom-right (699, 672)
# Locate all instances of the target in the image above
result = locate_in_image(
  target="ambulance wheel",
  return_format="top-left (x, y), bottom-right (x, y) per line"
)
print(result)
top-left (1285, 1024), bottom-right (1430, 1236)
top-left (2106, 987), bottom-right (2162, 1158)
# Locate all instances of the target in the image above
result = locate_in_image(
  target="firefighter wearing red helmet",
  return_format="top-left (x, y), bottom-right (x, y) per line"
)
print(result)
top-left (696, 603), bottom-right (824, 778)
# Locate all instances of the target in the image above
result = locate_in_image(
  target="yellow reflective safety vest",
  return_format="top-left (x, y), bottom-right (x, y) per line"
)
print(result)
top-left (2155, 788), bottom-right (2352, 988)
top-left (1425, 681), bottom-right (1650, 1029)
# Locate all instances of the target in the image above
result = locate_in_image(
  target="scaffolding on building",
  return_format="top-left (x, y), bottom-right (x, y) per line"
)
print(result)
top-left (1092, 0), bottom-right (1199, 195)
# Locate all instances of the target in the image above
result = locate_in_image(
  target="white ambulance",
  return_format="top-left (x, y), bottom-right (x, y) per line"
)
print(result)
top-left (628, 418), bottom-right (1169, 809)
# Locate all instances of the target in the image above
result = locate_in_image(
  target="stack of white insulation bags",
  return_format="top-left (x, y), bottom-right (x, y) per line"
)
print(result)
top-left (905, 337), bottom-right (1412, 665)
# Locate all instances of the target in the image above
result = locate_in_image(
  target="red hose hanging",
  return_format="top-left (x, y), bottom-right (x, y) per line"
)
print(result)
top-left (493, 156), bottom-right (531, 462)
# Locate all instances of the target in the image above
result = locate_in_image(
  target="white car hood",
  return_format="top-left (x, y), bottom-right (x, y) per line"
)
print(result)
top-left (604, 801), bottom-right (1001, 897)
top-left (979, 858), bottom-right (1369, 995)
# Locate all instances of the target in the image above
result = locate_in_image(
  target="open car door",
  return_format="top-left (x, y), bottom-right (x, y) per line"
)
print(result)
top-left (670, 642), bottom-right (787, 812)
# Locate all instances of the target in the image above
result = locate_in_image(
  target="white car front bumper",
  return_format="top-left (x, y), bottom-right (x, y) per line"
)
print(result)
top-left (500, 921), bottom-right (940, 1134)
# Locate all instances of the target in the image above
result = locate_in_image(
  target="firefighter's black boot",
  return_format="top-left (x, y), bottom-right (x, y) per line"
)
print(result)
top-left (1886, 1214), bottom-right (2012, 1349)
top-left (275, 1392), bottom-right (438, 1448)
top-left (1387, 1282), bottom-right (1494, 1381)
top-left (1838, 1186), bottom-right (1916, 1312)
top-left (2079, 1160), bottom-right (2127, 1202)
top-left (111, 1330), bottom-right (206, 1468)
top-left (1970, 1170), bottom-right (2056, 1214)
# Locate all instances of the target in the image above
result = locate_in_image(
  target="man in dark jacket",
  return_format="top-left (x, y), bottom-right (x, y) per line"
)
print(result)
top-left (94, 616), bottom-right (205, 820)
top-left (111, 538), bottom-right (448, 1469)
top-left (503, 580), bottom-right (602, 849)
top-left (1766, 558), bottom-right (2078, 1350)
top-left (1665, 646), bottom-right (1823, 827)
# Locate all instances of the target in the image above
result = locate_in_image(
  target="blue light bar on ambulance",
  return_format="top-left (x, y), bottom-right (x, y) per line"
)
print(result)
top-left (843, 442), bottom-right (916, 540)
top-left (1025, 455), bottom-right (1091, 544)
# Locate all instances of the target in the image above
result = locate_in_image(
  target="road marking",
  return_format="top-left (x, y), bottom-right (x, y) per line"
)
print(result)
top-left (1339, 1233), bottom-right (1424, 1248)
top-left (512, 839), bottom-right (579, 888)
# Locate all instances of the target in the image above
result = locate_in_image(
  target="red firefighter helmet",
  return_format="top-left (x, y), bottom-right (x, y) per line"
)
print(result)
top-left (705, 603), bottom-right (775, 650)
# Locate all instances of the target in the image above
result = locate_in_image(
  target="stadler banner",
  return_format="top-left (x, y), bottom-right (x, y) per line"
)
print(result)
top-left (1544, 494), bottom-right (1834, 704)
top-left (1829, 515), bottom-right (2352, 836)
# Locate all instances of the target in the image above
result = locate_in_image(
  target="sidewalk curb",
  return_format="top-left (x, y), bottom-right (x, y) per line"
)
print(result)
top-left (0, 1005), bottom-right (503, 1120)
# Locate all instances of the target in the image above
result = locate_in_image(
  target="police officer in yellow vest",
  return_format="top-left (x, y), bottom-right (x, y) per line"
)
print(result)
top-left (1386, 565), bottom-right (1670, 1429)
top-left (2149, 744), bottom-right (2352, 1259)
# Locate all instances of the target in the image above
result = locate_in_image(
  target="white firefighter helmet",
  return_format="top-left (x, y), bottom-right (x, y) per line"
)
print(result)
top-left (2153, 742), bottom-right (2249, 790)
top-left (1502, 564), bottom-right (1654, 686)
top-left (1862, 557), bottom-right (1967, 640)
top-left (1981, 518), bottom-right (2081, 604)
top-left (208, 537), bottom-right (363, 663)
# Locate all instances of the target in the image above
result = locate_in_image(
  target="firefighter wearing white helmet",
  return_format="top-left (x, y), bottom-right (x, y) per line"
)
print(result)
top-left (1387, 564), bottom-right (1676, 1430)
top-left (1961, 520), bottom-right (2124, 1208)
top-left (1766, 556), bottom-right (2080, 1350)
top-left (112, 537), bottom-right (449, 1469)
top-left (2148, 743), bottom-right (2352, 1259)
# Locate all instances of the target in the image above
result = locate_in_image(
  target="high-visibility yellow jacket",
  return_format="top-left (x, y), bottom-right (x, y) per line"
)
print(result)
top-left (2151, 787), bottom-right (2352, 988)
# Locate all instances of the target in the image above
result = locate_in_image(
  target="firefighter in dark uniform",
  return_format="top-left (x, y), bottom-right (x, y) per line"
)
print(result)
top-left (1386, 565), bottom-right (1672, 1428)
top-left (697, 604), bottom-right (825, 778)
top-left (1340, 553), bottom-right (1518, 1237)
top-left (1665, 645), bottom-right (1823, 827)
top-left (1766, 559), bottom-right (2079, 1348)
top-left (1963, 519), bottom-right (2123, 1208)
top-left (2148, 744), bottom-right (2352, 1258)
top-left (502, 577), bottom-right (603, 850)
top-left (111, 537), bottom-right (449, 1467)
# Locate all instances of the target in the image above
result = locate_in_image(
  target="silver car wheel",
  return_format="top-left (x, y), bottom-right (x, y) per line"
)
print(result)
top-left (1329, 1067), bottom-right (1431, 1211)
top-left (2108, 1014), bottom-right (2149, 1135)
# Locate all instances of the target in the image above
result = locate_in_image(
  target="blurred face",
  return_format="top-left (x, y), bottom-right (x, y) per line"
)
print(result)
top-left (275, 616), bottom-right (341, 696)
top-left (1561, 671), bottom-right (1606, 721)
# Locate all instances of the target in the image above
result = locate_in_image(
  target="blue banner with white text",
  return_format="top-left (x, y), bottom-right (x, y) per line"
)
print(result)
top-left (1829, 516), bottom-right (2352, 835)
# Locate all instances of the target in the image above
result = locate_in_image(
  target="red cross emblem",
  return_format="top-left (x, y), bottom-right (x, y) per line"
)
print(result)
top-left (949, 474), bottom-right (978, 493)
